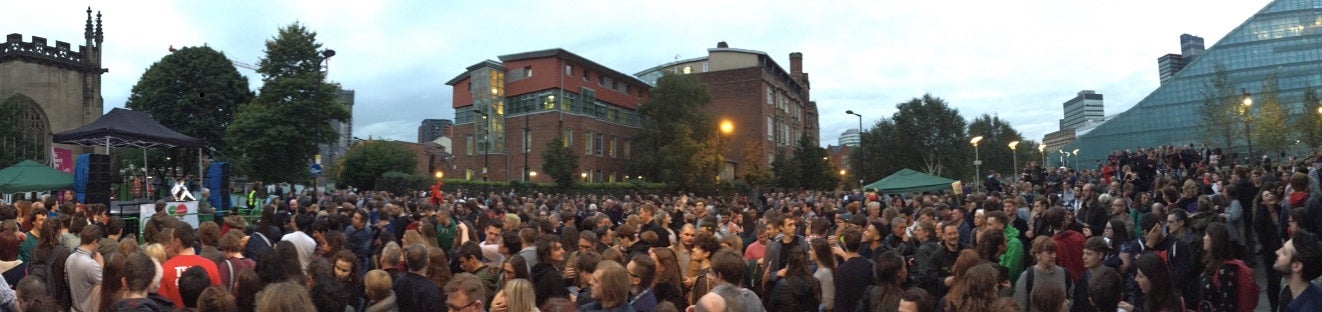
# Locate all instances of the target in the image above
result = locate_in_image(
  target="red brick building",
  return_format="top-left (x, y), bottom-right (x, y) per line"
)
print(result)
top-left (446, 49), bottom-right (649, 182)
top-left (635, 42), bottom-right (818, 181)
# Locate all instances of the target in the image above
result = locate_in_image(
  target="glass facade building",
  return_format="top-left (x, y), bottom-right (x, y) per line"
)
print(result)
top-left (1066, 0), bottom-right (1322, 166)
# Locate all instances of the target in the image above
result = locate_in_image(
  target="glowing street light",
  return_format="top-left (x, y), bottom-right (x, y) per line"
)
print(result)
top-left (970, 136), bottom-right (984, 190)
top-left (1008, 141), bottom-right (1020, 182)
top-left (719, 119), bottom-right (734, 135)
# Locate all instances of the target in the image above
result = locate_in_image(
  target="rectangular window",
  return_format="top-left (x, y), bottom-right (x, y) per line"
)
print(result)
top-left (702, 62), bottom-right (709, 72)
top-left (523, 66), bottom-right (532, 78)
top-left (466, 135), bottom-right (474, 155)
top-left (563, 127), bottom-right (573, 147)
top-left (599, 75), bottom-right (606, 86)
top-left (767, 117), bottom-right (774, 141)
top-left (565, 65), bottom-right (572, 75)
top-left (766, 86), bottom-right (773, 105)
top-left (523, 130), bottom-right (531, 154)
top-left (623, 139), bottom-right (631, 159)
top-left (583, 70), bottom-right (590, 81)
top-left (609, 138), bottom-right (617, 158)
top-left (585, 131), bottom-right (593, 155)
top-left (595, 134), bottom-right (603, 156)
top-left (682, 66), bottom-right (692, 74)
top-left (625, 84), bottom-right (632, 94)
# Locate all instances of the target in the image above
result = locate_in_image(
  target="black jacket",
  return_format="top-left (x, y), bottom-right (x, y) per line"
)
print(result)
top-left (532, 262), bottom-right (569, 306)
top-left (108, 294), bottom-right (175, 312)
top-left (768, 275), bottom-right (819, 312)
top-left (392, 272), bottom-right (443, 312)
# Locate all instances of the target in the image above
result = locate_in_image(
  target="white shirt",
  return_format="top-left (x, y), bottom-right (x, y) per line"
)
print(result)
top-left (281, 231), bottom-right (316, 271)
top-left (171, 182), bottom-right (195, 201)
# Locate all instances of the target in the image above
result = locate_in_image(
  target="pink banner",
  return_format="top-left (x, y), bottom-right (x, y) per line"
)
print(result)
top-left (52, 147), bottom-right (73, 173)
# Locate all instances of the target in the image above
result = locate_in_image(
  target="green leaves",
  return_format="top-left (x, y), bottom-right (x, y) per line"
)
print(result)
top-left (225, 23), bottom-right (348, 183)
top-left (338, 141), bottom-right (418, 190)
top-left (541, 138), bottom-right (579, 189)
top-left (125, 45), bottom-right (253, 177)
top-left (628, 73), bottom-right (719, 190)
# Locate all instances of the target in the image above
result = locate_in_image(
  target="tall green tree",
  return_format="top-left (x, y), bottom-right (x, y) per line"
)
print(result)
top-left (126, 46), bottom-right (253, 178)
top-left (1252, 71), bottom-right (1291, 156)
top-left (1201, 65), bottom-right (1238, 150)
top-left (1297, 85), bottom-right (1322, 148)
top-left (967, 114), bottom-right (1027, 178)
top-left (226, 23), bottom-right (350, 183)
top-left (628, 72), bottom-right (718, 190)
top-left (337, 140), bottom-right (417, 189)
top-left (0, 95), bottom-right (39, 168)
top-left (792, 135), bottom-right (838, 190)
top-left (892, 94), bottom-right (970, 179)
top-left (541, 138), bottom-right (578, 189)
top-left (850, 119), bottom-right (903, 188)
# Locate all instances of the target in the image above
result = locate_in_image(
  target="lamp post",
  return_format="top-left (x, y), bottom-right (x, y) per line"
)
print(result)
top-left (719, 119), bottom-right (734, 181)
top-left (475, 110), bottom-right (489, 181)
top-left (1059, 150), bottom-right (1068, 169)
top-left (1241, 88), bottom-right (1254, 163)
top-left (846, 110), bottom-right (864, 187)
top-left (1008, 141), bottom-right (1020, 183)
top-left (1072, 148), bottom-right (1080, 170)
top-left (971, 136), bottom-right (983, 190)
top-left (1038, 144), bottom-right (1046, 170)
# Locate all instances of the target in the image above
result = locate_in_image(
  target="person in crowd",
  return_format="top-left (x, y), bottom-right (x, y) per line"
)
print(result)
top-left (457, 241), bottom-right (500, 302)
top-left (345, 209), bottom-right (374, 269)
top-left (196, 286), bottom-right (238, 312)
top-left (177, 266), bottom-right (211, 310)
top-left (1199, 222), bottom-right (1242, 311)
top-left (111, 252), bottom-right (173, 311)
top-left (160, 222), bottom-right (222, 308)
top-left (946, 263), bottom-right (1001, 312)
top-left (1015, 236), bottom-right (1068, 309)
top-left (333, 250), bottom-right (365, 309)
top-left (1275, 229), bottom-right (1322, 311)
top-left (282, 213), bottom-right (317, 271)
top-left (1087, 267), bottom-right (1129, 312)
top-left (859, 251), bottom-right (907, 312)
top-left (217, 230), bottom-right (254, 292)
top-left (531, 234), bottom-right (568, 306)
top-left (582, 261), bottom-right (633, 312)
top-left (197, 221), bottom-right (224, 264)
top-left (1073, 236), bottom-right (1109, 312)
top-left (834, 226), bottom-right (871, 312)
top-left (392, 244), bottom-right (443, 311)
top-left (1043, 207), bottom-right (1085, 282)
top-left (767, 245), bottom-right (818, 312)
top-left (626, 254), bottom-right (659, 312)
top-left (364, 269), bottom-right (397, 312)
top-left (1028, 281), bottom-right (1068, 312)
top-left (986, 211), bottom-right (1025, 283)
top-left (426, 246), bottom-right (453, 293)
top-left (1135, 253), bottom-right (1185, 312)
top-left (1257, 188), bottom-right (1288, 311)
top-left (807, 238), bottom-right (835, 312)
top-left (501, 252), bottom-right (531, 292)
top-left (97, 252), bottom-right (127, 312)
top-left (649, 247), bottom-right (686, 307)
top-left (492, 278), bottom-right (537, 312)
top-left (1102, 219), bottom-right (1133, 271)
top-left (255, 281), bottom-right (315, 312)
top-left (65, 225), bottom-right (102, 312)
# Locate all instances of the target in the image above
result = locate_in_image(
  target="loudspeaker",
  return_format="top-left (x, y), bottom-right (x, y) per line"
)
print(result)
top-left (86, 154), bottom-right (111, 205)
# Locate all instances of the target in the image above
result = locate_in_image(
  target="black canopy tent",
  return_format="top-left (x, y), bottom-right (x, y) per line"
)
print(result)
top-left (53, 107), bottom-right (204, 200)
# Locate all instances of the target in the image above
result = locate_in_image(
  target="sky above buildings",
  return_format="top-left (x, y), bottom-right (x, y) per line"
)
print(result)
top-left (9, 0), bottom-right (1271, 146)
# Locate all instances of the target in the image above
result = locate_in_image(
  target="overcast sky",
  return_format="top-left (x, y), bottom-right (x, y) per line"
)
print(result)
top-left (9, 0), bottom-right (1271, 146)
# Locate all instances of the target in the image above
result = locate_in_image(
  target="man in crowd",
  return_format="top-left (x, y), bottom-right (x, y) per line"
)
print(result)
top-left (394, 244), bottom-right (443, 311)
top-left (159, 222), bottom-right (221, 308)
top-left (1276, 229), bottom-right (1322, 311)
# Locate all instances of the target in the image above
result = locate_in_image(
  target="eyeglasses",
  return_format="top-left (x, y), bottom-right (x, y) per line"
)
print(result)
top-left (448, 300), bottom-right (478, 311)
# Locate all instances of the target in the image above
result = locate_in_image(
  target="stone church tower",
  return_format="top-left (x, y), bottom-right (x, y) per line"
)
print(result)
top-left (0, 7), bottom-right (106, 163)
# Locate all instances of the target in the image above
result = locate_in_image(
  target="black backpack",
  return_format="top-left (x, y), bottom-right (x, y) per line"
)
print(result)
top-left (28, 246), bottom-right (72, 311)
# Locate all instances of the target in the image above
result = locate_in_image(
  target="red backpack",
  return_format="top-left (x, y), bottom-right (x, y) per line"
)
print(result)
top-left (1211, 259), bottom-right (1259, 312)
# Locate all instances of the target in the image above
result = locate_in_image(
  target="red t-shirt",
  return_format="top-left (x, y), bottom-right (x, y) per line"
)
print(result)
top-left (1052, 230), bottom-right (1086, 282)
top-left (159, 254), bottom-right (223, 308)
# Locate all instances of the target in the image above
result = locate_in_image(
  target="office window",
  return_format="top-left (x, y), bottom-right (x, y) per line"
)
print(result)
top-left (594, 133), bottom-right (603, 156)
top-left (585, 130), bottom-right (593, 155)
top-left (609, 138), bottom-right (617, 158)
top-left (466, 135), bottom-right (474, 155)
top-left (563, 127), bottom-right (573, 147)
top-left (565, 65), bottom-right (572, 75)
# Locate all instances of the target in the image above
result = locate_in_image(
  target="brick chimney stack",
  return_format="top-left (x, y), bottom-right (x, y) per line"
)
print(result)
top-left (789, 52), bottom-right (803, 75)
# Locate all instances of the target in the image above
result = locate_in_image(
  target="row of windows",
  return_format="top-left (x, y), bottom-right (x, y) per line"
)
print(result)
top-left (766, 85), bottom-right (803, 121)
top-left (565, 64), bottom-right (646, 98)
top-left (462, 127), bottom-right (632, 160)
top-left (767, 116), bottom-right (801, 146)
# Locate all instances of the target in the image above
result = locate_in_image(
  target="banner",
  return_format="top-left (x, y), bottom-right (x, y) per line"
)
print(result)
top-left (139, 201), bottom-right (199, 231)
top-left (52, 148), bottom-right (73, 173)
top-left (952, 181), bottom-right (963, 195)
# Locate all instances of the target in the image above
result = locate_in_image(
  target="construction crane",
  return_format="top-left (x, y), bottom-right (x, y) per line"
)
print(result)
top-left (168, 45), bottom-right (258, 71)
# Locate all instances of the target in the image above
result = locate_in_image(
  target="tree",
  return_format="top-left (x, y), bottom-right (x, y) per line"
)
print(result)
top-left (541, 138), bottom-right (578, 189)
top-left (892, 94), bottom-right (970, 179)
top-left (850, 118), bottom-right (904, 188)
top-left (770, 149), bottom-right (797, 189)
top-left (126, 46), bottom-right (253, 178)
top-left (337, 140), bottom-right (417, 190)
top-left (1253, 71), bottom-right (1291, 156)
top-left (1200, 65), bottom-right (1238, 150)
top-left (628, 72), bottom-right (718, 190)
top-left (1297, 85), bottom-right (1322, 148)
top-left (792, 135), bottom-right (838, 190)
top-left (0, 95), bottom-right (39, 168)
top-left (225, 23), bottom-right (350, 183)
top-left (740, 142), bottom-right (772, 187)
top-left (967, 114), bottom-right (1026, 179)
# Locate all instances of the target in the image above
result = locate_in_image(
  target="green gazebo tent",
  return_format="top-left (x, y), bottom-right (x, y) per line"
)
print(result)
top-left (0, 160), bottom-right (74, 193)
top-left (863, 168), bottom-right (958, 194)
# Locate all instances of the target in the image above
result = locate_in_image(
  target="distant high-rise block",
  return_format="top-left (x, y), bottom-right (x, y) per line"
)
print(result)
top-left (418, 119), bottom-right (452, 143)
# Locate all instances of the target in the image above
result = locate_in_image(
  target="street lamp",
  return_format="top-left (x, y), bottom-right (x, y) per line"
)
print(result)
top-left (581, 172), bottom-right (588, 182)
top-left (1242, 88), bottom-right (1254, 163)
top-left (1008, 141), bottom-right (1020, 182)
top-left (475, 110), bottom-right (489, 181)
top-left (530, 171), bottom-right (537, 179)
top-left (1037, 144), bottom-right (1046, 170)
top-left (719, 119), bottom-right (734, 181)
top-left (971, 136), bottom-right (983, 190)
top-left (1059, 150), bottom-right (1068, 169)
top-left (434, 171), bottom-right (443, 179)
top-left (1072, 148), bottom-right (1080, 170)
top-left (846, 110), bottom-right (864, 187)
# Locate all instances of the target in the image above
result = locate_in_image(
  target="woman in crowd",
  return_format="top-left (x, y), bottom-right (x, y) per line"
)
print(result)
top-left (218, 230), bottom-right (255, 292)
top-left (649, 247), bottom-right (686, 307)
top-left (494, 279), bottom-right (539, 312)
top-left (1135, 253), bottom-right (1184, 312)
top-left (859, 251), bottom-right (906, 312)
top-left (363, 270), bottom-right (397, 312)
top-left (768, 245), bottom-right (818, 312)
top-left (808, 238), bottom-right (836, 312)
top-left (530, 235), bottom-right (568, 306)
top-left (1198, 222), bottom-right (1239, 311)
top-left (946, 263), bottom-right (1001, 312)
top-left (333, 250), bottom-right (365, 310)
top-left (582, 261), bottom-right (632, 312)
top-left (501, 253), bottom-right (530, 291)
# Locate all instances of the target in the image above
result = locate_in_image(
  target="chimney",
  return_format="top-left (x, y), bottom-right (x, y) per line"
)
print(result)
top-left (717, 41), bottom-right (728, 48)
top-left (789, 52), bottom-right (803, 75)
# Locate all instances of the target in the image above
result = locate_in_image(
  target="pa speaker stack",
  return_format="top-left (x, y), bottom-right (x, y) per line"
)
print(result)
top-left (85, 154), bottom-right (112, 206)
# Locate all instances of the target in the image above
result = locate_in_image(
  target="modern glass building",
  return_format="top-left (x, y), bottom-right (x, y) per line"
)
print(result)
top-left (1065, 0), bottom-right (1322, 166)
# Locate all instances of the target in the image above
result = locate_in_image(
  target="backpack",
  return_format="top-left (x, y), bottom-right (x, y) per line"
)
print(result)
top-left (1211, 259), bottom-right (1259, 312)
top-left (28, 246), bottom-right (72, 311)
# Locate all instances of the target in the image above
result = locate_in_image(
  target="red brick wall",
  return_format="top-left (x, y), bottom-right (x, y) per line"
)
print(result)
top-left (450, 112), bottom-right (638, 182)
top-left (452, 76), bottom-right (473, 108)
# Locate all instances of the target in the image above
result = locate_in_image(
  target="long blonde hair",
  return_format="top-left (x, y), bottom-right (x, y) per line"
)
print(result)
top-left (256, 281), bottom-right (315, 312)
top-left (504, 279), bottom-right (536, 312)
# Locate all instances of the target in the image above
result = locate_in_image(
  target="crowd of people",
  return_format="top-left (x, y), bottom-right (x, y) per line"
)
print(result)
top-left (0, 143), bottom-right (1320, 311)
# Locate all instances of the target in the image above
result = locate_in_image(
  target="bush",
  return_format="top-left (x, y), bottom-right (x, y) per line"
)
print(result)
top-left (375, 171), bottom-right (432, 195)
